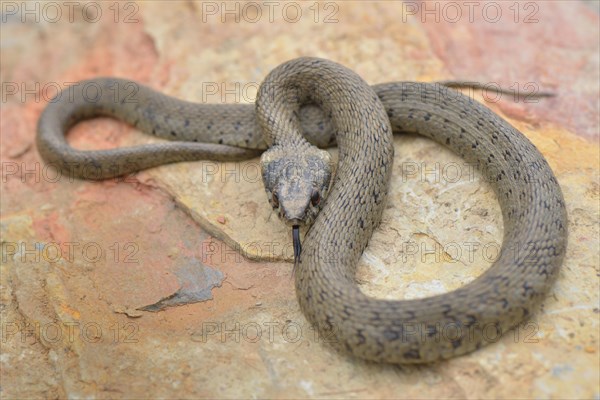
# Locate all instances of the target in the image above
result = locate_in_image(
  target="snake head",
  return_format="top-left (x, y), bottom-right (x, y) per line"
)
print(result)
top-left (261, 144), bottom-right (332, 227)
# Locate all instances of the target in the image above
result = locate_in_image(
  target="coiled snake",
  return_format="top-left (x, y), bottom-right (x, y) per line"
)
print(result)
top-left (37, 57), bottom-right (567, 363)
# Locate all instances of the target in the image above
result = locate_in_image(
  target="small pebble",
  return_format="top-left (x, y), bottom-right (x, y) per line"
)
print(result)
top-left (217, 216), bottom-right (226, 224)
top-left (584, 346), bottom-right (596, 353)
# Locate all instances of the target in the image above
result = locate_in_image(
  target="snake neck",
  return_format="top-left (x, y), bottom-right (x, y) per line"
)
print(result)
top-left (257, 57), bottom-right (395, 275)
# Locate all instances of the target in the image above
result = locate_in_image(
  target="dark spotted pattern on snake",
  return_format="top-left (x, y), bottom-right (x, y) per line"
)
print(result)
top-left (37, 57), bottom-right (567, 363)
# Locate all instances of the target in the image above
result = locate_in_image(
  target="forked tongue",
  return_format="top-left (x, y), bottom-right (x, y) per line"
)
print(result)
top-left (292, 225), bottom-right (302, 275)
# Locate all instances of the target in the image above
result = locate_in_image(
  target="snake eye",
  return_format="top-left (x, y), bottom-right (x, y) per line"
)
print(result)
top-left (272, 192), bottom-right (279, 208)
top-left (310, 190), bottom-right (320, 206)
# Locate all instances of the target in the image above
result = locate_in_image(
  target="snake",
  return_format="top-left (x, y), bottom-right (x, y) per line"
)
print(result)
top-left (36, 57), bottom-right (567, 363)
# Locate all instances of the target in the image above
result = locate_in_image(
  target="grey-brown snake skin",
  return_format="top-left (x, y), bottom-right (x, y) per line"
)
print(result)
top-left (37, 57), bottom-right (568, 363)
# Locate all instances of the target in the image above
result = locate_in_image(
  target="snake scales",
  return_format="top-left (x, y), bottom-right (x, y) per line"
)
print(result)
top-left (37, 57), bottom-right (567, 363)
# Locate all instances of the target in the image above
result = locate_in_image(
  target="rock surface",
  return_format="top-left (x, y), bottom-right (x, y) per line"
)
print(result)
top-left (1, 1), bottom-right (598, 398)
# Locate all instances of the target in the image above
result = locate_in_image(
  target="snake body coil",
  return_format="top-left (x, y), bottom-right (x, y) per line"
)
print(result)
top-left (37, 57), bottom-right (567, 363)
